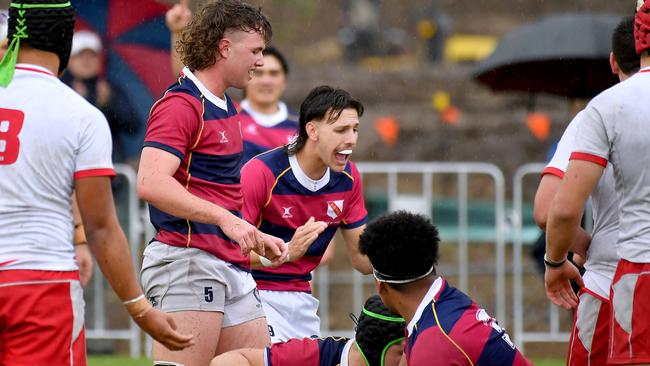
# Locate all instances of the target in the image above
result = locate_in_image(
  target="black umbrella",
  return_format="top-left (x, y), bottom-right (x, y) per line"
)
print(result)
top-left (472, 13), bottom-right (621, 99)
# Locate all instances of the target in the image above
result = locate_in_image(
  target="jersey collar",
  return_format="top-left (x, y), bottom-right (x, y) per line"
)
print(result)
top-left (14, 63), bottom-right (55, 77)
top-left (182, 66), bottom-right (228, 111)
top-left (406, 276), bottom-right (443, 336)
top-left (289, 153), bottom-right (330, 192)
top-left (240, 99), bottom-right (289, 127)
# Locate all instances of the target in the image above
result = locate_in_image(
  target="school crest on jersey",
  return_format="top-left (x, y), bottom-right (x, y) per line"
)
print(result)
top-left (327, 200), bottom-right (344, 219)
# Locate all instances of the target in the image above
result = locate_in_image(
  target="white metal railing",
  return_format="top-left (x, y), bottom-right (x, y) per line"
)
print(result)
top-left (316, 162), bottom-right (507, 334)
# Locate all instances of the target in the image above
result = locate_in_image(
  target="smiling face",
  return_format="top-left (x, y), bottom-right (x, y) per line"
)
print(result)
top-left (246, 54), bottom-right (287, 108)
top-left (307, 108), bottom-right (360, 172)
top-left (221, 29), bottom-right (266, 89)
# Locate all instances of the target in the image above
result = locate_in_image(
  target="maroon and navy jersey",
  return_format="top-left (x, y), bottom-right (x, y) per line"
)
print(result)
top-left (239, 107), bottom-right (298, 164)
top-left (406, 277), bottom-right (532, 366)
top-left (266, 337), bottom-right (351, 366)
top-left (241, 148), bottom-right (367, 292)
top-left (143, 68), bottom-right (249, 267)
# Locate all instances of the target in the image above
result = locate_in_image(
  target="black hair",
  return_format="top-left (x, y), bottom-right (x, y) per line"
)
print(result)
top-left (359, 210), bottom-right (439, 289)
top-left (263, 46), bottom-right (289, 75)
top-left (286, 85), bottom-right (364, 155)
top-left (612, 15), bottom-right (640, 75)
top-left (354, 295), bottom-right (405, 366)
top-left (7, 0), bottom-right (75, 73)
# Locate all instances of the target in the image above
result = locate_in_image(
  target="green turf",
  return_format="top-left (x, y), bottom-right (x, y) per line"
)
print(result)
top-left (89, 355), bottom-right (564, 365)
top-left (88, 356), bottom-right (150, 366)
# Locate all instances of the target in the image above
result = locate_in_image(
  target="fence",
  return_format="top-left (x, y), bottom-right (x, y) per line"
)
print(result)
top-left (315, 162), bottom-right (507, 335)
top-left (83, 161), bottom-right (574, 355)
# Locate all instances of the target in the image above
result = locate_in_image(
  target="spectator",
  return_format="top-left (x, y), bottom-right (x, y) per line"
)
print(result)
top-left (239, 47), bottom-right (298, 163)
top-left (62, 30), bottom-right (139, 163)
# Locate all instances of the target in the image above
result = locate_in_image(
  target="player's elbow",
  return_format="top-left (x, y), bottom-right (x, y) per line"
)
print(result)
top-left (548, 201), bottom-right (581, 226)
top-left (136, 175), bottom-right (157, 203)
top-left (352, 255), bottom-right (373, 275)
top-left (533, 206), bottom-right (548, 230)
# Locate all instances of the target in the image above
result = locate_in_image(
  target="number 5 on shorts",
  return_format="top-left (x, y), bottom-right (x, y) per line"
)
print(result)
top-left (0, 108), bottom-right (25, 165)
top-left (204, 286), bottom-right (213, 303)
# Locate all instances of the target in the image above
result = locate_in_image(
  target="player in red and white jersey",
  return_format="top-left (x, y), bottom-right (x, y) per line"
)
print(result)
top-left (534, 16), bottom-right (639, 366)
top-left (0, 1), bottom-right (192, 364)
top-left (546, 3), bottom-right (650, 363)
top-left (241, 86), bottom-right (371, 342)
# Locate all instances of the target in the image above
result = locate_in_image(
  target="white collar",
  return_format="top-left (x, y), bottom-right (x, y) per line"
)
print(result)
top-left (182, 66), bottom-right (228, 111)
top-left (640, 66), bottom-right (650, 73)
top-left (240, 99), bottom-right (289, 127)
top-left (340, 339), bottom-right (355, 366)
top-left (15, 63), bottom-right (55, 76)
top-left (289, 154), bottom-right (330, 192)
top-left (406, 276), bottom-right (443, 336)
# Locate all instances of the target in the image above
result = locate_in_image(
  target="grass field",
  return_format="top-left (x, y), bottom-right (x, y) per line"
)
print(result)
top-left (88, 355), bottom-right (565, 365)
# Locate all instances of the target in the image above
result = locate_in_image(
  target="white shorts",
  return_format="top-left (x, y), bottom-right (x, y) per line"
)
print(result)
top-left (258, 290), bottom-right (320, 343)
top-left (141, 241), bottom-right (265, 327)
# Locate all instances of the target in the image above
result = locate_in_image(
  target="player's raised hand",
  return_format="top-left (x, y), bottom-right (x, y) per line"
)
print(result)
top-left (133, 308), bottom-right (194, 351)
top-left (544, 261), bottom-right (584, 309)
top-left (166, 0), bottom-right (192, 34)
top-left (220, 214), bottom-right (260, 256)
top-left (286, 217), bottom-right (328, 262)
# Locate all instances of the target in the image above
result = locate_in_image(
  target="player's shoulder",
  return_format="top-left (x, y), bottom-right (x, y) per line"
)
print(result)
top-left (589, 74), bottom-right (642, 111)
top-left (56, 82), bottom-right (109, 127)
top-left (243, 147), bottom-right (289, 176)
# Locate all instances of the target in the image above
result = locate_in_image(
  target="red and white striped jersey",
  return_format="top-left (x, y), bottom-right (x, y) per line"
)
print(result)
top-left (0, 63), bottom-right (114, 271)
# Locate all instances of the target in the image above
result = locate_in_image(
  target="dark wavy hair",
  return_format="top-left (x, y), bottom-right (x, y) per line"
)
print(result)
top-left (7, 0), bottom-right (75, 72)
top-left (177, 0), bottom-right (271, 71)
top-left (286, 85), bottom-right (364, 155)
top-left (263, 46), bottom-right (289, 75)
top-left (612, 15), bottom-right (640, 75)
top-left (359, 210), bottom-right (440, 289)
top-left (354, 295), bottom-right (405, 366)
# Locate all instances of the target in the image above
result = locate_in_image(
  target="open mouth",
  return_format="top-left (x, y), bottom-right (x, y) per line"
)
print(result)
top-left (335, 149), bottom-right (352, 165)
